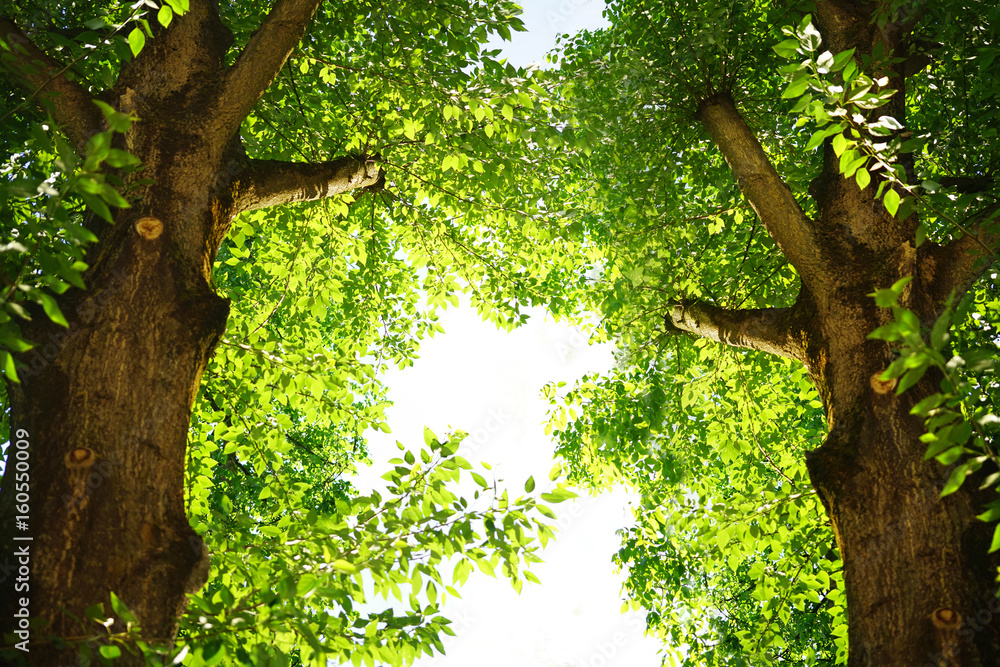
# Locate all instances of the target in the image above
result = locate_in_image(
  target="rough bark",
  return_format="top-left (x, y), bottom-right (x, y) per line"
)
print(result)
top-left (686, 2), bottom-right (1000, 664)
top-left (0, 2), bottom-right (377, 662)
top-left (0, 16), bottom-right (103, 150)
top-left (697, 94), bottom-right (828, 296)
top-left (666, 301), bottom-right (809, 363)
top-left (235, 156), bottom-right (383, 213)
top-left (217, 0), bottom-right (323, 137)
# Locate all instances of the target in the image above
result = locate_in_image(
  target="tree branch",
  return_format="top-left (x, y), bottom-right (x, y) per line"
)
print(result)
top-left (697, 93), bottom-right (826, 292)
top-left (667, 301), bottom-right (807, 362)
top-left (937, 176), bottom-right (995, 195)
top-left (0, 15), bottom-right (101, 150)
top-left (922, 205), bottom-right (1000, 309)
top-left (216, 0), bottom-right (321, 136)
top-left (234, 156), bottom-right (383, 213)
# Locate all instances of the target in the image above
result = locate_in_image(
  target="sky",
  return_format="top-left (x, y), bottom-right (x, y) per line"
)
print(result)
top-left (352, 2), bottom-right (667, 666)
top-left (357, 301), bottom-right (664, 667)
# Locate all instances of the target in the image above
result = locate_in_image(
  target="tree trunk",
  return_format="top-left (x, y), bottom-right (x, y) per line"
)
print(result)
top-left (0, 73), bottom-right (239, 666)
top-left (803, 4), bottom-right (1000, 662)
top-left (676, 3), bottom-right (1000, 662)
top-left (804, 292), bottom-right (1000, 666)
top-left (0, 1), bottom-right (380, 661)
top-left (0, 219), bottom-right (228, 660)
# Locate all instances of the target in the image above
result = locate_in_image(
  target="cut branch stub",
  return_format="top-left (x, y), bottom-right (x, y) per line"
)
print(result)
top-left (65, 447), bottom-right (95, 468)
top-left (870, 371), bottom-right (897, 395)
top-left (135, 216), bottom-right (163, 240)
top-left (931, 607), bottom-right (962, 631)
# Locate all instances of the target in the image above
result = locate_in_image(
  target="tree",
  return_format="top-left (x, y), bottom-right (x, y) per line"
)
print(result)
top-left (0, 0), bottom-right (578, 663)
top-left (544, 0), bottom-right (1000, 664)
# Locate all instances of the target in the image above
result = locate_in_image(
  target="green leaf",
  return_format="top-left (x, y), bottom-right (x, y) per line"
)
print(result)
top-left (99, 645), bottom-right (122, 659)
top-left (540, 488), bottom-right (577, 503)
top-left (105, 149), bottom-right (141, 168)
top-left (1, 350), bottom-right (20, 383)
top-left (855, 167), bottom-right (871, 190)
top-left (536, 505), bottom-right (557, 520)
top-left (163, 0), bottom-right (189, 13)
top-left (831, 47), bottom-right (856, 71)
top-left (128, 27), bottom-right (146, 57)
top-left (85, 603), bottom-right (107, 623)
top-left (100, 183), bottom-right (130, 208)
top-left (804, 124), bottom-right (843, 151)
top-left (37, 292), bottom-right (69, 327)
top-left (930, 308), bottom-right (952, 351)
top-left (831, 133), bottom-right (848, 157)
top-left (941, 463), bottom-right (971, 497)
top-left (91, 102), bottom-right (134, 133)
top-left (911, 393), bottom-right (945, 417)
top-left (963, 349), bottom-right (996, 372)
top-left (332, 559), bottom-right (358, 574)
top-left (883, 188), bottom-right (901, 216)
top-left (772, 39), bottom-right (800, 58)
top-left (976, 501), bottom-right (1000, 523)
top-left (109, 591), bottom-right (139, 623)
top-left (781, 77), bottom-right (809, 99)
top-left (935, 445), bottom-right (965, 466)
top-left (889, 276), bottom-right (913, 293)
top-left (896, 365), bottom-right (927, 394)
top-left (157, 5), bottom-right (173, 27)
top-left (990, 524), bottom-right (1000, 553)
top-left (524, 476), bottom-right (535, 492)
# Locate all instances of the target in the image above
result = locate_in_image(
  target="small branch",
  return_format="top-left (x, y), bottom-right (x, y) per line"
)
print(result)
top-left (216, 0), bottom-right (322, 136)
top-left (0, 15), bottom-right (101, 150)
top-left (936, 175), bottom-right (995, 195)
top-left (666, 300), bottom-right (807, 362)
top-left (697, 93), bottom-right (826, 292)
top-left (227, 453), bottom-right (253, 478)
top-left (234, 156), bottom-right (383, 213)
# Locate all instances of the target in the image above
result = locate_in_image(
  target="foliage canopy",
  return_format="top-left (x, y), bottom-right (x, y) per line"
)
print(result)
top-left (541, 0), bottom-right (1000, 664)
top-left (3, 0), bottom-right (1000, 665)
top-left (0, 0), bottom-right (578, 664)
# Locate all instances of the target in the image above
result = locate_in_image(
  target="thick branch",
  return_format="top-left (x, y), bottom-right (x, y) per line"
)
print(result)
top-left (923, 206), bottom-right (1000, 308)
top-left (235, 156), bottom-right (383, 213)
top-left (0, 16), bottom-right (101, 150)
top-left (698, 94), bottom-right (826, 292)
top-left (216, 0), bottom-right (321, 136)
top-left (667, 301), bottom-right (807, 362)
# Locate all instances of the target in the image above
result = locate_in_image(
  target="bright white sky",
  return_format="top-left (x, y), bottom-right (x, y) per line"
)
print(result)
top-left (352, 3), bottom-right (667, 666)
